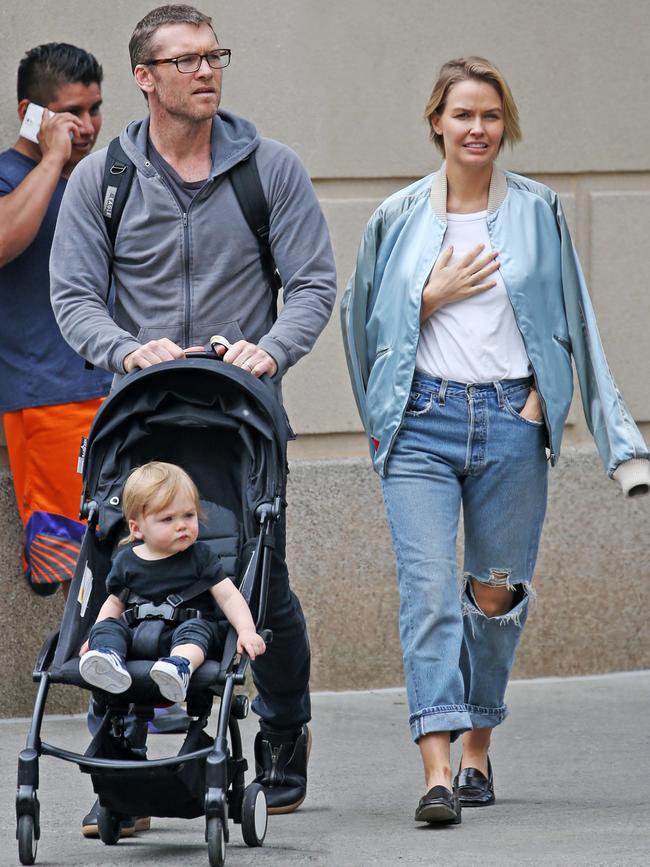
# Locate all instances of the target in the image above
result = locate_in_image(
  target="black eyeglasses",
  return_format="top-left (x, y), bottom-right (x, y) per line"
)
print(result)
top-left (145, 49), bottom-right (231, 74)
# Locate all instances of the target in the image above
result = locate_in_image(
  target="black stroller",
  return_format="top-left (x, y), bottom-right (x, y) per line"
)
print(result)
top-left (15, 353), bottom-right (289, 867)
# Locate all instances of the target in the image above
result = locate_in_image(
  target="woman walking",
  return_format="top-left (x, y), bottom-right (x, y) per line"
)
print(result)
top-left (341, 57), bottom-right (649, 825)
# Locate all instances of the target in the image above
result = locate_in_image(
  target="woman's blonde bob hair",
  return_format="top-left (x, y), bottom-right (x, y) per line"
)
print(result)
top-left (120, 461), bottom-right (201, 544)
top-left (424, 56), bottom-right (521, 155)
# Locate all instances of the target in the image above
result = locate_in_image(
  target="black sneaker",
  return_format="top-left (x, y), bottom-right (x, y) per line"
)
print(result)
top-left (253, 724), bottom-right (311, 814)
top-left (81, 799), bottom-right (150, 838)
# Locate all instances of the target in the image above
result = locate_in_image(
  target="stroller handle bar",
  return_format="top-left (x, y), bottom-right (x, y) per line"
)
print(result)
top-left (183, 350), bottom-right (273, 386)
top-left (184, 339), bottom-right (274, 386)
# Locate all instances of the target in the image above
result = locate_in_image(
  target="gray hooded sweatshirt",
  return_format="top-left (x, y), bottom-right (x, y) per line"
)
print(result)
top-left (50, 110), bottom-right (336, 385)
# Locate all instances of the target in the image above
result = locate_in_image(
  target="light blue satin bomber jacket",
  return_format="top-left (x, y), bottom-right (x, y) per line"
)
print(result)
top-left (341, 166), bottom-right (650, 491)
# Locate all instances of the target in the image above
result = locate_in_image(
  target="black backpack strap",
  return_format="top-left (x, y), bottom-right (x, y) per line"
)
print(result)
top-left (102, 137), bottom-right (136, 249)
top-left (228, 151), bottom-right (283, 320)
top-left (85, 138), bottom-right (136, 370)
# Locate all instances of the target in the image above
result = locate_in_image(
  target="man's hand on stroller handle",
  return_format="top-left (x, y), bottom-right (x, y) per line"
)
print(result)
top-left (213, 339), bottom-right (277, 378)
top-left (123, 336), bottom-right (277, 379)
top-left (123, 338), bottom-right (205, 372)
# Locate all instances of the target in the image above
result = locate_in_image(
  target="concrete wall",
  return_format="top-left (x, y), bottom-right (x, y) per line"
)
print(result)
top-left (1, 0), bottom-right (649, 450)
top-left (0, 1), bottom-right (649, 714)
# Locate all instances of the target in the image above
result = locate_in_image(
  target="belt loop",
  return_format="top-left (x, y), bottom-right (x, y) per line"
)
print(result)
top-left (494, 380), bottom-right (505, 408)
top-left (438, 379), bottom-right (448, 405)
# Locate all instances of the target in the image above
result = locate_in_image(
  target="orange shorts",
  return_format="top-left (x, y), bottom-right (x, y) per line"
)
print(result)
top-left (3, 397), bottom-right (104, 586)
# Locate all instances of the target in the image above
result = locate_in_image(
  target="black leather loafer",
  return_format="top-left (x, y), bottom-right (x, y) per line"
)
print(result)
top-left (414, 785), bottom-right (462, 824)
top-left (454, 758), bottom-right (495, 807)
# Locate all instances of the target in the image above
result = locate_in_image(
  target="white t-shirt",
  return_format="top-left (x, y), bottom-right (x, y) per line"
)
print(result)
top-left (416, 210), bottom-right (531, 383)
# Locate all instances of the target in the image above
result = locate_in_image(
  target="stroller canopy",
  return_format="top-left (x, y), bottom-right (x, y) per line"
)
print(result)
top-left (81, 358), bottom-right (289, 541)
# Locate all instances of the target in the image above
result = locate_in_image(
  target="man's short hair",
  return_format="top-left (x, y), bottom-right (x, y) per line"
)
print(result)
top-left (129, 4), bottom-right (217, 71)
top-left (17, 43), bottom-right (103, 105)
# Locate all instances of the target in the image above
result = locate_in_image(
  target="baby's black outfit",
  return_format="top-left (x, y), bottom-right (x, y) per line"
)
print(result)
top-left (89, 542), bottom-right (227, 659)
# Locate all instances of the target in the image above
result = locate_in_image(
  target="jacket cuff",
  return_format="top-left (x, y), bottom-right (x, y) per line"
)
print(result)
top-left (257, 336), bottom-right (290, 380)
top-left (613, 459), bottom-right (650, 498)
top-left (113, 338), bottom-right (143, 374)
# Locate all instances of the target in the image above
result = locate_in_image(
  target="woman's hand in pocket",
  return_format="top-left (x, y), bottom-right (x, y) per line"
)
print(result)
top-left (520, 388), bottom-right (543, 423)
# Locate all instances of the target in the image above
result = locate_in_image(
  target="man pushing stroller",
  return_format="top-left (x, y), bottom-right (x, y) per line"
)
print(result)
top-left (79, 462), bottom-right (266, 702)
top-left (50, 3), bottom-right (336, 824)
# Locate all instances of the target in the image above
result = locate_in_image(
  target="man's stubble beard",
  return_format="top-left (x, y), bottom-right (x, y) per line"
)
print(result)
top-left (155, 81), bottom-right (221, 125)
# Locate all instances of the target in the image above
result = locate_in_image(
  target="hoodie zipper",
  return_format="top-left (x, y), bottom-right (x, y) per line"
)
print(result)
top-left (152, 168), bottom-right (211, 351)
top-left (182, 211), bottom-right (190, 347)
top-left (180, 180), bottom-right (215, 348)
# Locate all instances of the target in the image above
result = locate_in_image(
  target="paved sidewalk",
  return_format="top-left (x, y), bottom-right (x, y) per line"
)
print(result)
top-left (1, 671), bottom-right (649, 867)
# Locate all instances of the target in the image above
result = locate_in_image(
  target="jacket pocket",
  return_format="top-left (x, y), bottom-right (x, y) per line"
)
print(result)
top-left (135, 321), bottom-right (246, 350)
top-left (190, 321), bottom-right (245, 350)
top-left (136, 323), bottom-right (184, 345)
top-left (553, 333), bottom-right (572, 355)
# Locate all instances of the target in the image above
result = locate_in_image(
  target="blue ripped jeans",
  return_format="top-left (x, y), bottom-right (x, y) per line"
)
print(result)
top-left (381, 372), bottom-right (548, 742)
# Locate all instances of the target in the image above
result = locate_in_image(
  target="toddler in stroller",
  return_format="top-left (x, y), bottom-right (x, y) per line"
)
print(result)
top-left (16, 355), bottom-right (290, 867)
top-left (79, 460), bottom-right (266, 702)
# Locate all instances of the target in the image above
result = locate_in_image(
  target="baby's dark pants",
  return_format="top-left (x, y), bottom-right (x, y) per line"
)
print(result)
top-left (89, 616), bottom-right (224, 659)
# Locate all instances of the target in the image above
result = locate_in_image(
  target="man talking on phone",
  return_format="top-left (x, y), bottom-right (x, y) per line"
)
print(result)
top-left (0, 44), bottom-right (111, 597)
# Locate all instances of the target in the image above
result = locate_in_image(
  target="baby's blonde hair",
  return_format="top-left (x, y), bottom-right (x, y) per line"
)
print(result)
top-left (120, 461), bottom-right (200, 544)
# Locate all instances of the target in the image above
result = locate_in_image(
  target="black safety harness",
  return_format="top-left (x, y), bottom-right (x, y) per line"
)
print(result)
top-left (117, 573), bottom-right (220, 627)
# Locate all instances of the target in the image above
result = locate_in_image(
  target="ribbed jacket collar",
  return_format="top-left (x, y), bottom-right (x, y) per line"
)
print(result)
top-left (429, 162), bottom-right (508, 222)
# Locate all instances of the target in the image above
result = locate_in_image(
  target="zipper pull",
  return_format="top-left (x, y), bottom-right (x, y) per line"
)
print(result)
top-left (182, 212), bottom-right (188, 227)
top-left (269, 745), bottom-right (282, 785)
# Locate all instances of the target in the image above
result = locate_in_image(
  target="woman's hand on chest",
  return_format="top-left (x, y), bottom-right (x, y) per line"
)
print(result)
top-left (420, 243), bottom-right (500, 321)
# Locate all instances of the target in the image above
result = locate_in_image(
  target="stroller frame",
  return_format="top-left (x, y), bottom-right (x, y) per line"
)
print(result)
top-left (16, 356), bottom-right (289, 867)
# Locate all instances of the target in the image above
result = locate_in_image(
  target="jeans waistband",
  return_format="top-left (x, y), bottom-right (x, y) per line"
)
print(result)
top-left (412, 370), bottom-right (533, 399)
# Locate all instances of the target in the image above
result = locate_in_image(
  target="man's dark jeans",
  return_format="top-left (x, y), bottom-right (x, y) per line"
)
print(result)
top-left (250, 510), bottom-right (311, 730)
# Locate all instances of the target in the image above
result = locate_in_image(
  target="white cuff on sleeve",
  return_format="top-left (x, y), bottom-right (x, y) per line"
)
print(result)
top-left (613, 458), bottom-right (650, 497)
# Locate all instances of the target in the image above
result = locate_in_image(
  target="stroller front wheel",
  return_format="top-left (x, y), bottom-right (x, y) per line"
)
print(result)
top-left (241, 783), bottom-right (267, 847)
top-left (17, 814), bottom-right (38, 865)
top-left (206, 815), bottom-right (226, 867)
top-left (97, 806), bottom-right (120, 845)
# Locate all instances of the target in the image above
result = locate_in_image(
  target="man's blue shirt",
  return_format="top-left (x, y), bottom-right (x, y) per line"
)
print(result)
top-left (0, 148), bottom-right (111, 412)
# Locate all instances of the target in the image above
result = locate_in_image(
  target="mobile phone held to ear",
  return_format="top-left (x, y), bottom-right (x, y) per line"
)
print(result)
top-left (19, 103), bottom-right (54, 143)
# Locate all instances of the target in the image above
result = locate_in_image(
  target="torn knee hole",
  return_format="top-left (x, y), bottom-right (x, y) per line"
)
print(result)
top-left (490, 570), bottom-right (510, 583)
top-left (463, 574), bottom-right (531, 622)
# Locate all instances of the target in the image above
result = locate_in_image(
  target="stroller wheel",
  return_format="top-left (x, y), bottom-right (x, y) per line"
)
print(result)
top-left (97, 806), bottom-right (120, 845)
top-left (206, 816), bottom-right (226, 867)
top-left (241, 783), bottom-right (267, 847)
top-left (17, 814), bottom-right (37, 865)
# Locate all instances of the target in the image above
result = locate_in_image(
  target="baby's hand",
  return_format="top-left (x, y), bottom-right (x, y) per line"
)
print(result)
top-left (79, 639), bottom-right (89, 656)
top-left (237, 630), bottom-right (267, 660)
